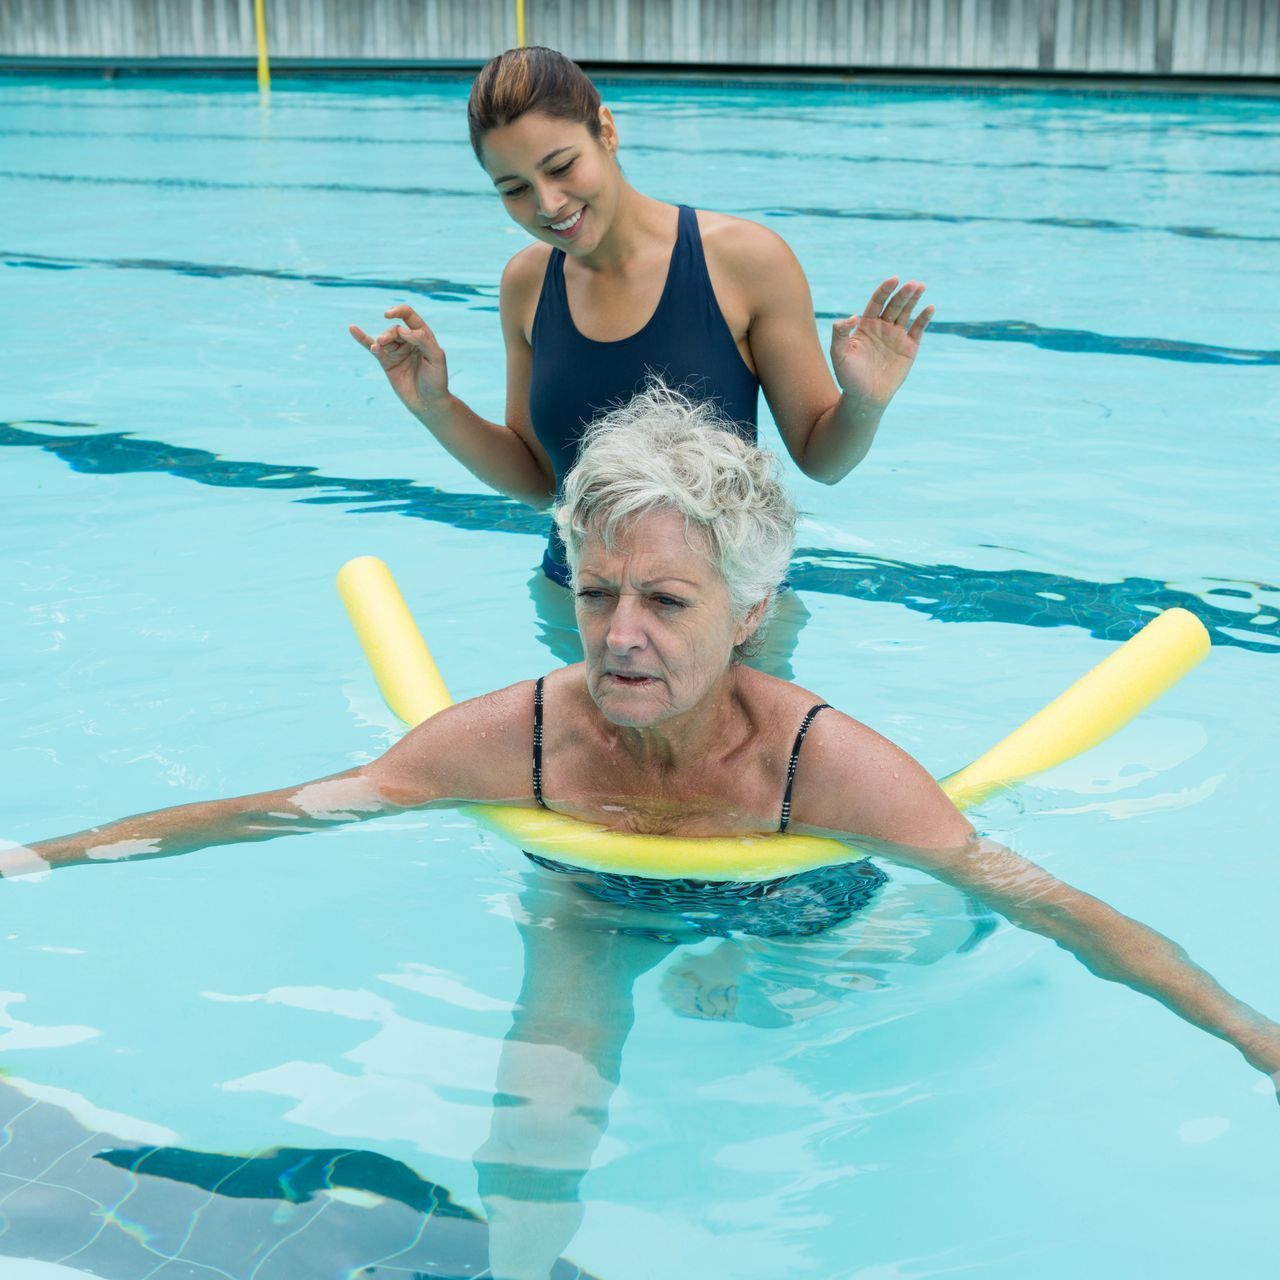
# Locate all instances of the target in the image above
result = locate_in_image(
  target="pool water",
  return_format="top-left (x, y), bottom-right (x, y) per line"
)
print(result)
top-left (2, 73), bottom-right (1279, 1279)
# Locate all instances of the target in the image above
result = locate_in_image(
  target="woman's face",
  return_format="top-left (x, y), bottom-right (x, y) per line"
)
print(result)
top-left (575, 508), bottom-right (761, 730)
top-left (480, 108), bottom-right (621, 255)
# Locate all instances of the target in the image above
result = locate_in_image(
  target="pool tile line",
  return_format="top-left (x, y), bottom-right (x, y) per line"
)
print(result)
top-left (3, 252), bottom-right (1275, 366)
top-left (95, 1143), bottom-right (482, 1220)
top-left (5, 166), bottom-right (1277, 245)
top-left (0, 168), bottom-right (483, 200)
top-left (0, 250), bottom-right (491, 302)
top-left (0, 127), bottom-right (472, 148)
top-left (763, 202), bottom-right (1280, 243)
top-left (3, 419), bottom-right (1276, 654)
top-left (7, 133), bottom-right (1280, 180)
top-left (817, 313), bottom-right (1279, 365)
top-left (1, 92), bottom-right (1275, 137)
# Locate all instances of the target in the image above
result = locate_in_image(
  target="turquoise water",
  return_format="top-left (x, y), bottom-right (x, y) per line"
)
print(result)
top-left (2, 74), bottom-right (1279, 1278)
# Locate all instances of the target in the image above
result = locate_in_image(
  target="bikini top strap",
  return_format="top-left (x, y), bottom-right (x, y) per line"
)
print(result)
top-left (532, 676), bottom-right (549, 810)
top-left (779, 703), bottom-right (831, 833)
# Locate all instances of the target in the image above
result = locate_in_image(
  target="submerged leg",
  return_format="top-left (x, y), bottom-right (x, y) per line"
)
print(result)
top-left (660, 882), bottom-right (993, 1027)
top-left (476, 879), bottom-right (674, 1280)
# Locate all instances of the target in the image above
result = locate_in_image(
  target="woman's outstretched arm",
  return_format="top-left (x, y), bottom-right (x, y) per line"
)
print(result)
top-left (923, 836), bottom-right (1280, 1084)
top-left (792, 709), bottom-right (1280, 1089)
top-left (8, 769), bottom-right (399, 875)
top-left (5, 683), bottom-right (537, 878)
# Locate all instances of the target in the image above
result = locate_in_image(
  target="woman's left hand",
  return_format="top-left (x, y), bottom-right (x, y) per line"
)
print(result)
top-left (830, 277), bottom-right (935, 408)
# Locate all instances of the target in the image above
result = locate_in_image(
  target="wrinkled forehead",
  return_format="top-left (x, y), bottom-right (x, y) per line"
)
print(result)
top-left (576, 507), bottom-right (719, 583)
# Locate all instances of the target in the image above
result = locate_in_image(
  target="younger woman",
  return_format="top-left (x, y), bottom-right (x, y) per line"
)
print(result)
top-left (351, 46), bottom-right (933, 602)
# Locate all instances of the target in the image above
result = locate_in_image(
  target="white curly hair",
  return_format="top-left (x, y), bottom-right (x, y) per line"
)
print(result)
top-left (554, 383), bottom-right (796, 657)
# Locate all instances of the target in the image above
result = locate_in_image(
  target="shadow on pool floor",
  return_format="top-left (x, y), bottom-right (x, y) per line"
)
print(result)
top-left (0, 1077), bottom-right (598, 1280)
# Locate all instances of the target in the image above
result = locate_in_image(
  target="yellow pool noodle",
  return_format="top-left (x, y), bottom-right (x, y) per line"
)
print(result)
top-left (337, 556), bottom-right (1210, 881)
top-left (338, 555), bottom-right (451, 725)
top-left (938, 607), bottom-right (1210, 809)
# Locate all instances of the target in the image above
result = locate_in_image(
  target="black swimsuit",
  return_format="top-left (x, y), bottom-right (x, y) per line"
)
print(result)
top-left (528, 205), bottom-right (760, 587)
top-left (524, 677), bottom-right (888, 939)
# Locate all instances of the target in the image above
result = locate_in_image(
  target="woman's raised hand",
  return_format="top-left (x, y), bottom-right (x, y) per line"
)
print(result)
top-left (830, 278), bottom-right (935, 409)
top-left (349, 305), bottom-right (450, 412)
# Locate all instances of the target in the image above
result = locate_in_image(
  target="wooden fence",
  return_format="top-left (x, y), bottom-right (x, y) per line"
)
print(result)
top-left (0, 0), bottom-right (1276, 77)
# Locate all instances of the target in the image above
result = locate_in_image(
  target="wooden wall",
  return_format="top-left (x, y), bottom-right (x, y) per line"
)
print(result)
top-left (0, 0), bottom-right (1276, 77)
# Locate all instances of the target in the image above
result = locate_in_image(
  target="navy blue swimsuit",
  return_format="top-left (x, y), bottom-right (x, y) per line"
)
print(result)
top-left (528, 204), bottom-right (760, 585)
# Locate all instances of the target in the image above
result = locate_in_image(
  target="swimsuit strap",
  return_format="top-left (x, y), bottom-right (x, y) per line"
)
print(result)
top-left (532, 676), bottom-right (549, 810)
top-left (779, 704), bottom-right (831, 832)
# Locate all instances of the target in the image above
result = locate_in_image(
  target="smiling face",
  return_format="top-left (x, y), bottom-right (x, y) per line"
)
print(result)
top-left (575, 508), bottom-right (764, 729)
top-left (479, 109), bottom-right (621, 254)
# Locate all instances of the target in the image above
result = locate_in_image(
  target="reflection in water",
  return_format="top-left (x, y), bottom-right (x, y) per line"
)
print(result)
top-left (660, 883), bottom-right (995, 1026)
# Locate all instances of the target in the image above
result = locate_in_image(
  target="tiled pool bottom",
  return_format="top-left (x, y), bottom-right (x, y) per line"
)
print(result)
top-left (0, 1079), bottom-right (596, 1279)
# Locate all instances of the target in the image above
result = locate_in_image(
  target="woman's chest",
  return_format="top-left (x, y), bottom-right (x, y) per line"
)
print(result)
top-left (541, 745), bottom-right (785, 837)
top-left (558, 249), bottom-right (752, 347)
top-left (561, 259), bottom-right (673, 343)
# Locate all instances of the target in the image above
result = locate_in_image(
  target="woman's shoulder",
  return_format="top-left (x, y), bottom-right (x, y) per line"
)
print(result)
top-left (540, 664), bottom-right (594, 719)
top-left (500, 241), bottom-right (555, 296)
top-left (736, 666), bottom-right (835, 730)
top-left (780, 698), bottom-right (973, 851)
top-left (499, 243), bottom-right (555, 337)
top-left (364, 678), bottom-right (540, 807)
top-left (410, 680), bottom-right (538, 755)
top-left (694, 210), bottom-right (799, 269)
top-left (694, 211), bottom-right (807, 314)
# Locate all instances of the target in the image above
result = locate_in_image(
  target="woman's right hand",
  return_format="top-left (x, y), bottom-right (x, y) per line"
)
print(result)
top-left (1234, 1021), bottom-right (1280, 1102)
top-left (349, 305), bottom-right (449, 414)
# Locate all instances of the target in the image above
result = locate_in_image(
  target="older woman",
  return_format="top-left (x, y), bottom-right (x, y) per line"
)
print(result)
top-left (9, 387), bottom-right (1279, 1279)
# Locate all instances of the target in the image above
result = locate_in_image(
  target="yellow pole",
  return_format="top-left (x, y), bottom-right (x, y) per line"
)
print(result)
top-left (516, 0), bottom-right (526, 47)
top-left (254, 0), bottom-right (271, 97)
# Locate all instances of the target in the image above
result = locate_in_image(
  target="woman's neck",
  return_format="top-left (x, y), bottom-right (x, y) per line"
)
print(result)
top-left (577, 186), bottom-right (677, 275)
top-left (606, 670), bottom-right (755, 776)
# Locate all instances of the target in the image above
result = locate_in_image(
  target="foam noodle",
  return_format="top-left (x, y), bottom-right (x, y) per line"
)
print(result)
top-left (337, 556), bottom-right (1210, 881)
top-left (938, 607), bottom-right (1210, 809)
top-left (337, 556), bottom-right (451, 726)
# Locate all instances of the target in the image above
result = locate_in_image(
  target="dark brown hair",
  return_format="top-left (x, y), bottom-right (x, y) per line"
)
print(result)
top-left (467, 46), bottom-right (603, 160)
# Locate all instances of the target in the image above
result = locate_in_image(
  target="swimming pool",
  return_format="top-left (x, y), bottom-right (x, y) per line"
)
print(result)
top-left (2, 72), bottom-right (1278, 1278)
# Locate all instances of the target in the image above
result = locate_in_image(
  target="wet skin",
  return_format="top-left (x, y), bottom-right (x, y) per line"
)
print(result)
top-left (574, 509), bottom-right (763, 732)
